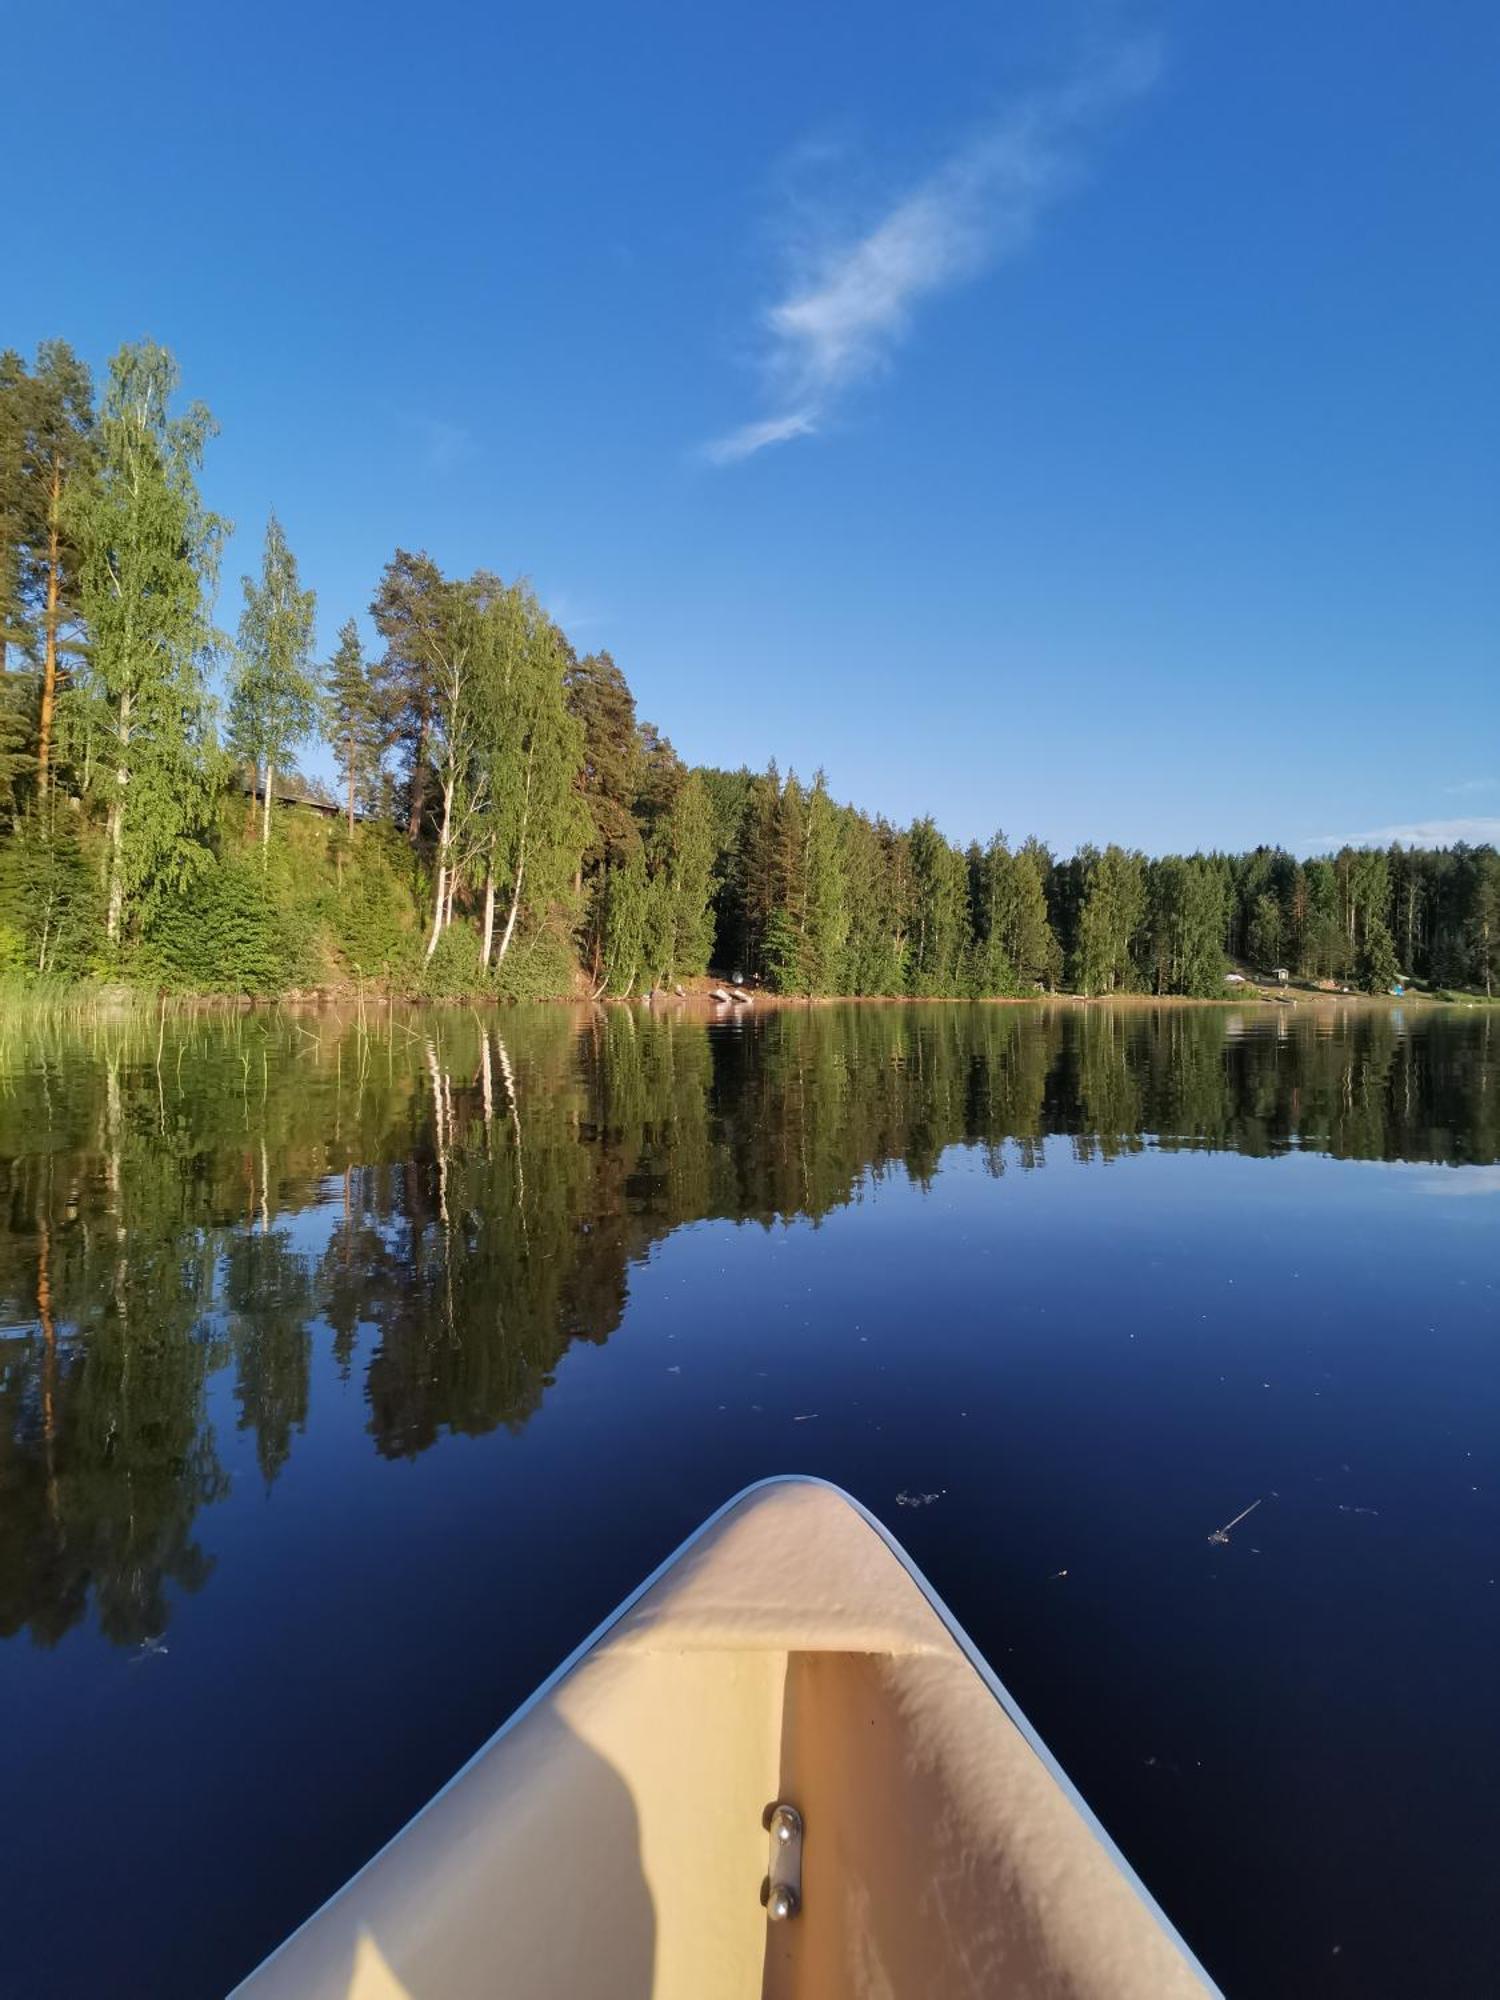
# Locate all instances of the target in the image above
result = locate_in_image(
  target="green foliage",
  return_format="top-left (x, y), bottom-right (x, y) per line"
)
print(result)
top-left (143, 856), bottom-right (311, 994)
top-left (0, 814), bottom-right (103, 977)
top-left (492, 911), bottom-right (581, 1000)
top-left (370, 547), bottom-right (449, 839)
top-left (470, 583), bottom-right (586, 972)
top-left (595, 849), bottom-right (651, 994)
top-left (228, 512), bottom-right (319, 832)
top-left (762, 906), bottom-right (803, 994)
top-left (417, 920), bottom-right (483, 997)
top-left (71, 341), bottom-right (225, 946)
top-left (565, 649), bottom-right (642, 871)
top-left (1074, 846), bottom-right (1146, 996)
top-left (323, 827), bottom-right (421, 981)
top-left (905, 817), bottom-right (969, 996)
top-left (323, 617), bottom-right (385, 825)
top-left (1467, 851), bottom-right (1500, 998)
top-left (642, 767), bottom-right (717, 983)
top-left (1247, 891), bottom-right (1284, 969)
top-left (7, 328), bottom-right (1500, 1009)
top-left (1145, 856), bottom-right (1225, 997)
top-left (1357, 916), bottom-right (1400, 993)
top-left (800, 773), bottom-right (849, 994)
top-left (0, 667), bottom-right (38, 813)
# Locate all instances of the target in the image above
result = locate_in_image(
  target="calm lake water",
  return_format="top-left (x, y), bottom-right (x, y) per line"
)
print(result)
top-left (1, 1001), bottom-right (1497, 1996)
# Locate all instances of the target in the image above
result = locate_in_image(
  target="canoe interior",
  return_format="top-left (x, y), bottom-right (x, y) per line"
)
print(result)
top-left (236, 1478), bottom-right (1215, 1998)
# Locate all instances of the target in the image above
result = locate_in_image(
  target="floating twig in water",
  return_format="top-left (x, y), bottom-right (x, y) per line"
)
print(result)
top-left (1208, 1498), bottom-right (1261, 1544)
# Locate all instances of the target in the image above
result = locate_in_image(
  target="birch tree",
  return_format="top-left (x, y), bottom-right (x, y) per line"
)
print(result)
top-left (471, 585), bottom-right (583, 970)
top-left (72, 343), bottom-right (225, 947)
top-left (228, 514), bottom-right (318, 856)
top-left (419, 574), bottom-right (489, 960)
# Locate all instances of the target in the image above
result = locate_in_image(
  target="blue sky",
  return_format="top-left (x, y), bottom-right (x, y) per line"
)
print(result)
top-left (10, 0), bottom-right (1497, 854)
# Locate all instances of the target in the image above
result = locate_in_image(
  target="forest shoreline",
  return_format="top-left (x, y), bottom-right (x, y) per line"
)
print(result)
top-left (4, 336), bottom-right (1498, 1009)
top-left (0, 975), bottom-right (1487, 1023)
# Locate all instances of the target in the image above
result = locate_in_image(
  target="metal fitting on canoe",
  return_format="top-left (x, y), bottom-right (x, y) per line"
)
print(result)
top-left (764, 1802), bottom-right (803, 1920)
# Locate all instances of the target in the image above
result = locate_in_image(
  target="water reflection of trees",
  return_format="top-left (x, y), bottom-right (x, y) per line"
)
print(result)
top-left (0, 1002), bottom-right (1493, 1646)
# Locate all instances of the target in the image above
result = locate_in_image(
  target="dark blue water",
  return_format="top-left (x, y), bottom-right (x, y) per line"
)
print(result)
top-left (1, 1003), bottom-right (1496, 1995)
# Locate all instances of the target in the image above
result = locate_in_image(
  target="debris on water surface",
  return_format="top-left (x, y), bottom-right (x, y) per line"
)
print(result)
top-left (1048, 1569), bottom-right (1068, 1581)
top-left (792, 1412), bottom-right (819, 1422)
top-left (895, 1489), bottom-right (945, 1508)
top-left (130, 1636), bottom-right (169, 1664)
top-left (1338, 1504), bottom-right (1379, 1517)
top-left (1208, 1498), bottom-right (1262, 1544)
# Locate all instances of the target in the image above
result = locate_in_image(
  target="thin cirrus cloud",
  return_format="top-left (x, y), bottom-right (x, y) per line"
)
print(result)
top-left (1314, 817), bottom-right (1500, 850)
top-left (704, 41), bottom-right (1163, 466)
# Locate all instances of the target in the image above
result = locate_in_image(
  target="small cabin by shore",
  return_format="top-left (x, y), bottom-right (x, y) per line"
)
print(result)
top-left (235, 768), bottom-right (356, 821)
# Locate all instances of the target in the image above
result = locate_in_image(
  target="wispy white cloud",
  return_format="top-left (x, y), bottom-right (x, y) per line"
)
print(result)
top-left (1312, 817), bottom-right (1500, 851)
top-left (705, 41), bottom-right (1162, 464)
top-left (704, 409), bottom-right (820, 466)
top-left (1444, 777), bottom-right (1498, 799)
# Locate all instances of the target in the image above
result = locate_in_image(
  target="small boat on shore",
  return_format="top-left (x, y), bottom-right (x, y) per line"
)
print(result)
top-left (236, 1478), bottom-right (1215, 1997)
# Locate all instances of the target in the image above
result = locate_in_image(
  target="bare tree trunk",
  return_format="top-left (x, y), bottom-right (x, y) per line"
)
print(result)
top-left (425, 779), bottom-right (454, 961)
top-left (496, 855), bottom-right (525, 966)
top-left (346, 754), bottom-right (356, 837)
top-left (480, 857), bottom-right (497, 967)
top-left (426, 861), bottom-right (447, 962)
top-left (495, 755), bottom-right (535, 970)
top-left (407, 715), bottom-right (429, 845)
top-left (262, 762), bottom-right (274, 858)
top-left (106, 692), bottom-right (130, 945)
top-left (37, 461), bottom-right (63, 801)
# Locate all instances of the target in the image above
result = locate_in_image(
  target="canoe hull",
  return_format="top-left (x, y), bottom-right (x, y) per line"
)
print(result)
top-left (235, 1478), bottom-right (1216, 1998)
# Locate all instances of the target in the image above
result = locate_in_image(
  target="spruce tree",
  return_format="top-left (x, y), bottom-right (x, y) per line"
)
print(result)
top-left (1012, 839), bottom-right (1063, 989)
top-left (370, 548), bottom-right (449, 845)
top-left (1357, 916), bottom-right (1400, 994)
top-left (801, 772), bottom-right (848, 994)
top-left (323, 618), bottom-right (384, 836)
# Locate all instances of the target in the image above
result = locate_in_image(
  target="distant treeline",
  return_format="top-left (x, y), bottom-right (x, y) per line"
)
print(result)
top-left (2, 337), bottom-right (1497, 999)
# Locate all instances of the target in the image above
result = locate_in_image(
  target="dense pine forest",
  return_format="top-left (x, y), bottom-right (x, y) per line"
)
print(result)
top-left (2, 338), bottom-right (1496, 1002)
